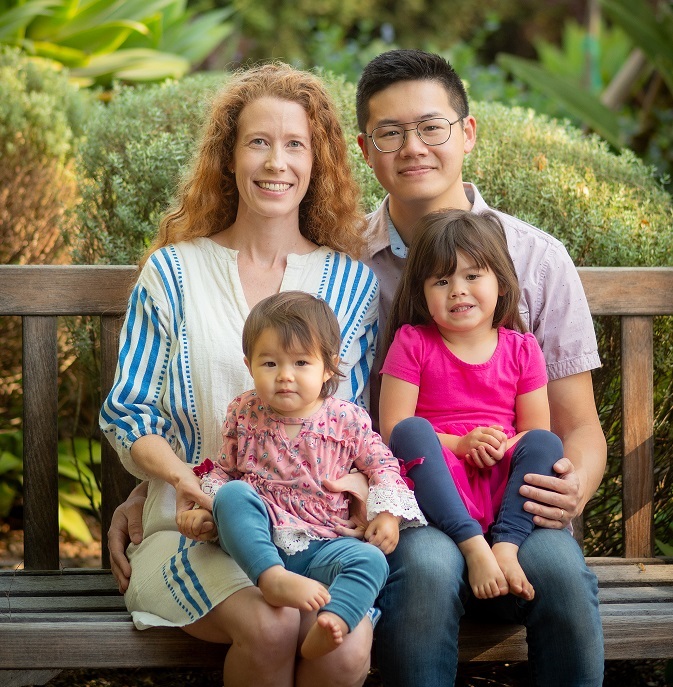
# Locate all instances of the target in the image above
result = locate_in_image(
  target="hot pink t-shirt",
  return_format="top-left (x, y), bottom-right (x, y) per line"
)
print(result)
top-left (382, 324), bottom-right (548, 531)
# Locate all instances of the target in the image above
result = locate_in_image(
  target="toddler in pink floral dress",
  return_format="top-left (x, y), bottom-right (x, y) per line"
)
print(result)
top-left (178, 291), bottom-right (425, 659)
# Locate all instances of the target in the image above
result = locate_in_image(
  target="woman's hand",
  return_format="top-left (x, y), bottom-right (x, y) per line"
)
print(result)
top-left (174, 473), bottom-right (214, 522)
top-left (108, 481), bottom-right (148, 594)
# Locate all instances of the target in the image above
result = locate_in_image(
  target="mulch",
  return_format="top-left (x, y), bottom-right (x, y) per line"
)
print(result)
top-left (1, 523), bottom-right (670, 686)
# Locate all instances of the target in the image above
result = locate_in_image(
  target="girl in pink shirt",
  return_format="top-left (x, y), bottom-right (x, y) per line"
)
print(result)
top-left (179, 291), bottom-right (425, 660)
top-left (380, 209), bottom-right (563, 602)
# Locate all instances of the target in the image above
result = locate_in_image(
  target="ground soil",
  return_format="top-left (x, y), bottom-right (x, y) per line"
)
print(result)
top-left (1, 522), bottom-right (670, 686)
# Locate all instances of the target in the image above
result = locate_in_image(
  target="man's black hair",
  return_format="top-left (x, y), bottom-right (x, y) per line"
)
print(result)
top-left (356, 49), bottom-right (469, 133)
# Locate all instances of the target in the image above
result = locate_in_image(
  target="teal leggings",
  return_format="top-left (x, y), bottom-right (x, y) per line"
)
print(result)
top-left (212, 480), bottom-right (389, 631)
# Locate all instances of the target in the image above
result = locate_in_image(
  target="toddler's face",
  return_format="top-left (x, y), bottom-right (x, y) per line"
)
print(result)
top-left (245, 328), bottom-right (331, 418)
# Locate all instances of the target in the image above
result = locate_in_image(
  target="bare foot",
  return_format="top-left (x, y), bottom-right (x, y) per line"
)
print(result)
top-left (301, 611), bottom-right (348, 659)
top-left (458, 535), bottom-right (509, 599)
top-left (492, 542), bottom-right (535, 600)
top-left (258, 565), bottom-right (331, 611)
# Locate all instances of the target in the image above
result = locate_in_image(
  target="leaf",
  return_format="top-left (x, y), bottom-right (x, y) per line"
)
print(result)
top-left (162, 9), bottom-right (235, 63)
top-left (0, 0), bottom-right (62, 40)
top-left (56, 21), bottom-right (149, 53)
top-left (600, 0), bottom-right (673, 94)
top-left (0, 451), bottom-right (22, 476)
top-left (496, 54), bottom-right (625, 148)
top-left (0, 481), bottom-right (18, 518)
top-left (59, 502), bottom-right (93, 543)
top-left (27, 38), bottom-right (88, 66)
top-left (70, 48), bottom-right (189, 81)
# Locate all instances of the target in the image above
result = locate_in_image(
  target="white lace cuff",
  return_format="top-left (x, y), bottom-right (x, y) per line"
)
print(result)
top-left (367, 485), bottom-right (427, 529)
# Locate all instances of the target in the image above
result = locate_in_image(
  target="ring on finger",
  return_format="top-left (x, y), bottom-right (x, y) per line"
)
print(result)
top-left (559, 508), bottom-right (565, 521)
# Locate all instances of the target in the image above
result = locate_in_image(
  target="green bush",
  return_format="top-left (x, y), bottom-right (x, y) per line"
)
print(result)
top-left (69, 73), bottom-right (673, 556)
top-left (0, 46), bottom-right (91, 265)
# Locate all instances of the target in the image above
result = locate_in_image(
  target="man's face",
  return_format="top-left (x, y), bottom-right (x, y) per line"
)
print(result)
top-left (357, 79), bottom-right (476, 212)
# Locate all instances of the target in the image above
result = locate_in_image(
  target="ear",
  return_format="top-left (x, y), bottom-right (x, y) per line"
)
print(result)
top-left (357, 133), bottom-right (371, 167)
top-left (462, 115), bottom-right (477, 154)
top-left (323, 355), bottom-right (340, 383)
top-left (244, 356), bottom-right (252, 375)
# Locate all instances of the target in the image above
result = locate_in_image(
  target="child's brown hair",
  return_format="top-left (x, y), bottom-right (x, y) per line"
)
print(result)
top-left (243, 291), bottom-right (344, 398)
top-left (385, 209), bottom-right (525, 353)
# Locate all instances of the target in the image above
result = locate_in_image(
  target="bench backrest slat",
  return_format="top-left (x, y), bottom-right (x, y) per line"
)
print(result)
top-left (621, 316), bottom-right (655, 557)
top-left (22, 316), bottom-right (60, 569)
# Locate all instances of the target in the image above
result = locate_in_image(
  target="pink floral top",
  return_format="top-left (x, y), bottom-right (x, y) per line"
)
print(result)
top-left (199, 390), bottom-right (426, 554)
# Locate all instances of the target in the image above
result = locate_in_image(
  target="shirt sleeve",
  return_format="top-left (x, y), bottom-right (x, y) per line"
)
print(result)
top-left (532, 244), bottom-right (600, 380)
top-left (516, 332), bottom-right (549, 395)
top-left (322, 255), bottom-right (379, 410)
top-left (99, 258), bottom-right (176, 481)
top-left (380, 324), bottom-right (424, 387)
top-left (349, 408), bottom-right (426, 529)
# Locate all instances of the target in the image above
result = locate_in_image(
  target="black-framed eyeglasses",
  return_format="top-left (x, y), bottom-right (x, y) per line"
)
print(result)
top-left (366, 117), bottom-right (464, 153)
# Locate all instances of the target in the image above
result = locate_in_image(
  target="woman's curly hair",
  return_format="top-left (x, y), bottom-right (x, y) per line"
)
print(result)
top-left (145, 62), bottom-right (365, 264)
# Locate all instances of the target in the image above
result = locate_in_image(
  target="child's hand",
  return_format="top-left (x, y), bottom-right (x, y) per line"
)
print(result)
top-left (458, 425), bottom-right (507, 468)
top-left (365, 512), bottom-right (401, 554)
top-left (177, 508), bottom-right (216, 541)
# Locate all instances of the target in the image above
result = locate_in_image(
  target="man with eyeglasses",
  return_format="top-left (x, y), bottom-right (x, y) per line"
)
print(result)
top-left (356, 49), bottom-right (605, 687)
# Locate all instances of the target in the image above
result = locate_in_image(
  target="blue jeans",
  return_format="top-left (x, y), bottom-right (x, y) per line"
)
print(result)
top-left (390, 418), bottom-right (563, 547)
top-left (375, 527), bottom-right (604, 686)
top-left (212, 480), bottom-right (389, 632)
top-left (377, 418), bottom-right (604, 686)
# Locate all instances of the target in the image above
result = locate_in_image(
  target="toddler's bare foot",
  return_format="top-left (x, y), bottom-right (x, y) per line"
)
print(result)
top-left (301, 611), bottom-right (348, 659)
top-left (458, 535), bottom-right (509, 599)
top-left (492, 542), bottom-right (535, 600)
top-left (258, 565), bottom-right (331, 611)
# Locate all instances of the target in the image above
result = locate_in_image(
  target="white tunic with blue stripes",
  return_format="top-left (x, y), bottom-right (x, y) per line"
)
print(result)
top-left (100, 237), bottom-right (379, 629)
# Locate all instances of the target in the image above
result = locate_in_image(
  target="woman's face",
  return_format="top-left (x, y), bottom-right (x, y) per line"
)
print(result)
top-left (232, 97), bottom-right (313, 226)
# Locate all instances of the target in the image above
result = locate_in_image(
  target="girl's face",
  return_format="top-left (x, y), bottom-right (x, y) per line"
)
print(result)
top-left (244, 327), bottom-right (332, 418)
top-left (423, 250), bottom-right (501, 338)
top-left (232, 97), bottom-right (313, 226)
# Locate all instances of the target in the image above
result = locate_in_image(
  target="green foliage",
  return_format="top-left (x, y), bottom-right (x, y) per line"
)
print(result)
top-left (0, 432), bottom-right (101, 543)
top-left (496, 0), bottom-right (673, 190)
top-left (68, 71), bottom-right (223, 264)
top-left (465, 101), bottom-right (673, 267)
top-left (0, 44), bottom-right (88, 165)
top-left (0, 45), bottom-right (89, 264)
top-left (0, 0), bottom-right (235, 86)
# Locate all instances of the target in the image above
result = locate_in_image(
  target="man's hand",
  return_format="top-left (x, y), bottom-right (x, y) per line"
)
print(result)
top-left (108, 482), bottom-right (148, 594)
top-left (323, 472), bottom-right (369, 537)
top-left (365, 512), bottom-right (401, 554)
top-left (520, 457), bottom-right (584, 529)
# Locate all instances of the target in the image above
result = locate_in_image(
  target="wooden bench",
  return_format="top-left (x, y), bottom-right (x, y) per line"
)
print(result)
top-left (0, 264), bottom-right (672, 685)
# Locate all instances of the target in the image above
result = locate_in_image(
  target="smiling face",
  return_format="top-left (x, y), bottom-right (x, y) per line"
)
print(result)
top-left (245, 327), bottom-right (332, 418)
top-left (357, 79), bottom-right (476, 217)
top-left (423, 250), bottom-right (501, 340)
top-left (232, 97), bottom-right (313, 226)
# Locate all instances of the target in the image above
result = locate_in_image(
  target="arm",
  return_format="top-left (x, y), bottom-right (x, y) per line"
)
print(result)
top-left (506, 385), bottom-right (551, 449)
top-left (379, 374), bottom-right (419, 444)
top-left (332, 264), bottom-right (379, 407)
top-left (129, 434), bottom-right (213, 518)
top-left (521, 371), bottom-right (606, 527)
